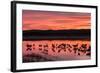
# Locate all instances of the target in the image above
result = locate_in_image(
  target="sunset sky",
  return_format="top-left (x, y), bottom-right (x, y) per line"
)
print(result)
top-left (22, 10), bottom-right (91, 30)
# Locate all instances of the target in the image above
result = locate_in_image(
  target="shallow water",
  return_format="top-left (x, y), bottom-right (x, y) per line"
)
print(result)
top-left (22, 40), bottom-right (91, 62)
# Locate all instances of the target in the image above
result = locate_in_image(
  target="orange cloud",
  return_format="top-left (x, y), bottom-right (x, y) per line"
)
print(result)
top-left (22, 10), bottom-right (91, 30)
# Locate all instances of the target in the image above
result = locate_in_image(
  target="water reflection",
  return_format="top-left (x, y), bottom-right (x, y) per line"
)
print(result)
top-left (22, 40), bottom-right (91, 63)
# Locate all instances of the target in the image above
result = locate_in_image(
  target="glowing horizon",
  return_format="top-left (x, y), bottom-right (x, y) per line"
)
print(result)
top-left (22, 10), bottom-right (91, 30)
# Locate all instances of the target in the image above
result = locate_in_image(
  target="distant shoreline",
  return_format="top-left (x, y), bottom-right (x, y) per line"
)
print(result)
top-left (23, 29), bottom-right (90, 41)
top-left (23, 36), bottom-right (90, 41)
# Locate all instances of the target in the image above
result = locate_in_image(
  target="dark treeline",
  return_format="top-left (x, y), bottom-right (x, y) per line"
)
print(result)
top-left (23, 29), bottom-right (90, 40)
top-left (23, 29), bottom-right (90, 36)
